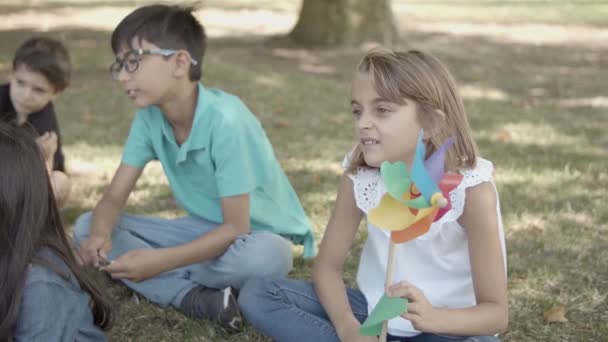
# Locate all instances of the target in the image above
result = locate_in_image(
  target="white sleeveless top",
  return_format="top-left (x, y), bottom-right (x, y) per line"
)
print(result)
top-left (344, 156), bottom-right (507, 337)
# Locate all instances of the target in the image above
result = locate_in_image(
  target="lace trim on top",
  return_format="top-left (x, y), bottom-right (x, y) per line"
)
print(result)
top-left (344, 155), bottom-right (495, 237)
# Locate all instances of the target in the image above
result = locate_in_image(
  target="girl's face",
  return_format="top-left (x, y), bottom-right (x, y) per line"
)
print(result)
top-left (350, 71), bottom-right (422, 168)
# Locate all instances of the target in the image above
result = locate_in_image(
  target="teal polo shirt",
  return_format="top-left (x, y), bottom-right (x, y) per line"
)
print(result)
top-left (122, 83), bottom-right (315, 257)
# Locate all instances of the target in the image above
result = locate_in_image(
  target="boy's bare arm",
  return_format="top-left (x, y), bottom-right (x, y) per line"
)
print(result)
top-left (159, 193), bottom-right (250, 271)
top-left (91, 163), bottom-right (143, 236)
top-left (50, 170), bottom-right (71, 208)
top-left (78, 163), bottom-right (142, 265)
top-left (103, 193), bottom-right (250, 282)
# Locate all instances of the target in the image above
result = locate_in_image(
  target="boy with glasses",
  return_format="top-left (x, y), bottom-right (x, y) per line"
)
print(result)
top-left (74, 4), bottom-right (315, 333)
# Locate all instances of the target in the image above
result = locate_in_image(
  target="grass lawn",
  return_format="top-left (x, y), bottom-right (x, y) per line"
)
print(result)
top-left (1, 1), bottom-right (606, 341)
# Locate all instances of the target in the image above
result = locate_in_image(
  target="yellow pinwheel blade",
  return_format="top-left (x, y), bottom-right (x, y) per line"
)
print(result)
top-left (369, 194), bottom-right (436, 231)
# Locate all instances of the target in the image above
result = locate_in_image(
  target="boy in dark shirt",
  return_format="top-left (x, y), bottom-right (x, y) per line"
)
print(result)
top-left (0, 37), bottom-right (71, 206)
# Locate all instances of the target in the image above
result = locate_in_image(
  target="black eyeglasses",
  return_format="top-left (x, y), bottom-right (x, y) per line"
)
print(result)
top-left (109, 49), bottom-right (199, 80)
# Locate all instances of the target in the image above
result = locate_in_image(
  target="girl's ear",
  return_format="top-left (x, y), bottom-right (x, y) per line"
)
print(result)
top-left (422, 108), bottom-right (446, 142)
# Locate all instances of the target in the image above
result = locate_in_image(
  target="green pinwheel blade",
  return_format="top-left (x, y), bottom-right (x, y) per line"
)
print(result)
top-left (359, 294), bottom-right (408, 336)
top-left (380, 161), bottom-right (410, 204)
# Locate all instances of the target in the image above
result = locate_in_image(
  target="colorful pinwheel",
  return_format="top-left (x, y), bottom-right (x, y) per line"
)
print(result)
top-left (360, 129), bottom-right (463, 340)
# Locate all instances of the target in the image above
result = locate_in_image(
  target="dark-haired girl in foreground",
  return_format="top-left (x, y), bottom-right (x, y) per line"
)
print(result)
top-left (0, 122), bottom-right (112, 341)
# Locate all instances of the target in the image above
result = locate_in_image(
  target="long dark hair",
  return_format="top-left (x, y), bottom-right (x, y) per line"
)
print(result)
top-left (0, 122), bottom-right (111, 339)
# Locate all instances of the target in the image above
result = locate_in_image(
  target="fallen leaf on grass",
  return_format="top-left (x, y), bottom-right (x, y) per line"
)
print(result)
top-left (328, 115), bottom-right (345, 124)
top-left (273, 119), bottom-right (290, 128)
top-left (543, 305), bottom-right (568, 323)
top-left (496, 128), bottom-right (511, 143)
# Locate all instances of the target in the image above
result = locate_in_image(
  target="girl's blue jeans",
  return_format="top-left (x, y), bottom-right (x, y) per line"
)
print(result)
top-left (238, 277), bottom-right (501, 342)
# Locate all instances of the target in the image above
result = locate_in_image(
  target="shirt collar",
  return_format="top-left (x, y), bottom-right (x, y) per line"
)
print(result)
top-left (161, 83), bottom-right (213, 164)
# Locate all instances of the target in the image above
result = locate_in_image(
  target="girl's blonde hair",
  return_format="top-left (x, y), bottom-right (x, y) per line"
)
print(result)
top-left (347, 49), bottom-right (478, 173)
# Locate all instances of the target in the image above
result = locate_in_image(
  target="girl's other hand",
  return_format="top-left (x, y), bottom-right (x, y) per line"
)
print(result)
top-left (388, 281), bottom-right (443, 333)
top-left (342, 329), bottom-right (379, 342)
top-left (338, 316), bottom-right (379, 342)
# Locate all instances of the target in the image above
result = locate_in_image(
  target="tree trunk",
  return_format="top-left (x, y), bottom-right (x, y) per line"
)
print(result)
top-left (289, 0), bottom-right (398, 46)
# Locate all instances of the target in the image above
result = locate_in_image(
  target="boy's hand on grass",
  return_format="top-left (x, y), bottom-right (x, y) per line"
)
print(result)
top-left (77, 234), bottom-right (112, 267)
top-left (36, 131), bottom-right (58, 161)
top-left (103, 248), bottom-right (165, 282)
top-left (388, 281), bottom-right (442, 333)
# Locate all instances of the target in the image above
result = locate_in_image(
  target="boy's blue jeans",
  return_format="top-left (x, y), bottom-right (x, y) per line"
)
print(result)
top-left (239, 278), bottom-right (501, 342)
top-left (72, 212), bottom-right (293, 308)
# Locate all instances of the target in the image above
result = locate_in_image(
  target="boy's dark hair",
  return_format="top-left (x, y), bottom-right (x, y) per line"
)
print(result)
top-left (12, 37), bottom-right (71, 92)
top-left (111, 4), bottom-right (206, 81)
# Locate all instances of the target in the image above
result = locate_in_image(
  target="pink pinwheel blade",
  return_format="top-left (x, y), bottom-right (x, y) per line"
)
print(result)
top-left (434, 173), bottom-right (463, 221)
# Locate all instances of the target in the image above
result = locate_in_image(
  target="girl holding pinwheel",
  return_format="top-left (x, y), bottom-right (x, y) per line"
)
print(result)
top-left (239, 50), bottom-right (507, 342)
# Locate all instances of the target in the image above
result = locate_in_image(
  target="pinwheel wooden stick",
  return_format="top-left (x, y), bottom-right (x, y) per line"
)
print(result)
top-left (380, 241), bottom-right (396, 341)
top-left (378, 198), bottom-right (448, 342)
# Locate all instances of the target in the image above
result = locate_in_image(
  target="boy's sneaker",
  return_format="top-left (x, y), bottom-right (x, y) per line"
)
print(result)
top-left (180, 285), bottom-right (243, 333)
